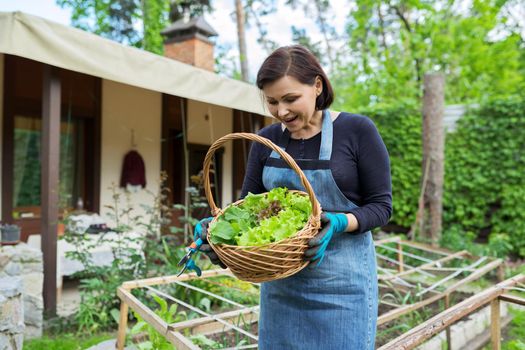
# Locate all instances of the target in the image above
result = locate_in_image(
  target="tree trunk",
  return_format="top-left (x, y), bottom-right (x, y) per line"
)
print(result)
top-left (235, 0), bottom-right (249, 81)
top-left (422, 73), bottom-right (445, 245)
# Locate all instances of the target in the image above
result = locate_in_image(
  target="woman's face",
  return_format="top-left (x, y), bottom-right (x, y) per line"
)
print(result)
top-left (263, 75), bottom-right (323, 136)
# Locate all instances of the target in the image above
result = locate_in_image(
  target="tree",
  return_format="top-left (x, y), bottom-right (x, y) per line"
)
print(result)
top-left (285, 0), bottom-right (340, 72)
top-left (290, 26), bottom-right (323, 61)
top-left (245, 0), bottom-right (278, 55)
top-left (235, 0), bottom-right (249, 81)
top-left (57, 0), bottom-right (212, 54)
top-left (333, 0), bottom-right (525, 109)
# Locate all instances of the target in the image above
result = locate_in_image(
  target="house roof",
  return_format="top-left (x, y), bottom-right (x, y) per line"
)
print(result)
top-left (0, 11), bottom-right (268, 116)
top-left (161, 16), bottom-right (219, 37)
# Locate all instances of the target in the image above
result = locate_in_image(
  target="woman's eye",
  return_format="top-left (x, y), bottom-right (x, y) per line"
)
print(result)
top-left (285, 97), bottom-right (297, 103)
top-left (267, 100), bottom-right (278, 105)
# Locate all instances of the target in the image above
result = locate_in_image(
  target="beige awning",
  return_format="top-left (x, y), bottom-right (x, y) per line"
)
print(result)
top-left (0, 11), bottom-right (269, 116)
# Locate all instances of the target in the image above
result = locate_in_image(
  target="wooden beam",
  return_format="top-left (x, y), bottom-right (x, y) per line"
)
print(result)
top-left (380, 250), bottom-right (467, 282)
top-left (170, 306), bottom-right (259, 331)
top-left (378, 259), bottom-right (503, 325)
top-left (144, 285), bottom-right (258, 341)
top-left (116, 300), bottom-right (129, 350)
top-left (374, 236), bottom-right (401, 245)
top-left (377, 274), bottom-right (525, 350)
top-left (491, 299), bottom-right (501, 350)
top-left (499, 293), bottom-right (525, 307)
top-left (445, 294), bottom-right (452, 350)
top-left (121, 269), bottom-right (234, 290)
top-left (117, 287), bottom-right (199, 350)
top-left (399, 240), bottom-right (452, 256)
top-left (378, 289), bottom-right (445, 326)
top-left (397, 242), bottom-right (404, 273)
top-left (41, 64), bottom-right (61, 315)
top-left (2, 56), bottom-right (15, 226)
top-left (170, 306), bottom-right (259, 335)
top-left (443, 259), bottom-right (502, 293)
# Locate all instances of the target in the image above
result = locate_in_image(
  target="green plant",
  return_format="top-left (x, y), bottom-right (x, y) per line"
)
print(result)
top-left (171, 171), bottom-right (211, 243)
top-left (360, 102), bottom-right (422, 229)
top-left (337, 97), bottom-right (525, 258)
top-left (61, 173), bottom-right (182, 332)
top-left (130, 293), bottom-right (187, 349)
top-left (377, 282), bottom-right (436, 344)
top-left (504, 308), bottom-right (525, 350)
top-left (23, 333), bottom-right (114, 350)
top-left (443, 97), bottom-right (525, 257)
top-left (209, 187), bottom-right (312, 246)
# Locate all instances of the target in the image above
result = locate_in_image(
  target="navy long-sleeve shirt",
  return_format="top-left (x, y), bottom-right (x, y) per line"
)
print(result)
top-left (240, 112), bottom-right (392, 233)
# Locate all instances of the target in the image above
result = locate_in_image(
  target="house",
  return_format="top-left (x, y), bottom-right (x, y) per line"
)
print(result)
top-left (0, 11), bottom-right (272, 312)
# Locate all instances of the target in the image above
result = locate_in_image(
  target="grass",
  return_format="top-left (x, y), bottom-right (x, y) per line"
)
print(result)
top-left (24, 333), bottom-right (115, 350)
top-left (502, 307), bottom-right (525, 350)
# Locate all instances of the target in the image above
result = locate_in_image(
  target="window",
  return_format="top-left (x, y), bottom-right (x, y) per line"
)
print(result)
top-left (12, 115), bottom-right (88, 218)
top-left (3, 55), bottom-right (101, 239)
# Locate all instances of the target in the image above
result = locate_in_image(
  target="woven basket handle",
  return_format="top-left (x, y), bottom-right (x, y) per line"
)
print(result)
top-left (203, 132), bottom-right (320, 218)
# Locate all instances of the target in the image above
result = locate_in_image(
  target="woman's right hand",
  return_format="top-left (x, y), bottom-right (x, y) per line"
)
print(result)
top-left (194, 217), bottom-right (227, 269)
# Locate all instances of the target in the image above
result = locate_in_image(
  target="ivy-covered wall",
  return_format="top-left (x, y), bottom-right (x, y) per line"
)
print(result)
top-left (362, 103), bottom-right (422, 229)
top-left (362, 97), bottom-right (525, 257)
top-left (443, 98), bottom-right (525, 257)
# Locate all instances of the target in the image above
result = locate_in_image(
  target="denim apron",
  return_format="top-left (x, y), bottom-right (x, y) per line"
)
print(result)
top-left (258, 110), bottom-right (378, 350)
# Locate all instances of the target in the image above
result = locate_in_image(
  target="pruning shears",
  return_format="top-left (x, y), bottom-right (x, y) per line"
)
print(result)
top-left (177, 238), bottom-right (203, 277)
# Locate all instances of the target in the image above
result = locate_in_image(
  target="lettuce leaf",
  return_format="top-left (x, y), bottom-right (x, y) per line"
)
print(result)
top-left (209, 187), bottom-right (312, 246)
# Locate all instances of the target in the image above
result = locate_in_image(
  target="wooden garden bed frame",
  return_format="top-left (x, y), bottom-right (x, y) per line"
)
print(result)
top-left (378, 274), bottom-right (525, 350)
top-left (116, 236), bottom-right (505, 349)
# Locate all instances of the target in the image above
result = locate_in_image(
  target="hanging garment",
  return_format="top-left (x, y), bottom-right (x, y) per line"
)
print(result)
top-left (119, 150), bottom-right (146, 189)
top-left (258, 109), bottom-right (378, 350)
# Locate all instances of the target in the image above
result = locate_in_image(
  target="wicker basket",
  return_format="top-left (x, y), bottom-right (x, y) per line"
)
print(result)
top-left (203, 132), bottom-right (322, 283)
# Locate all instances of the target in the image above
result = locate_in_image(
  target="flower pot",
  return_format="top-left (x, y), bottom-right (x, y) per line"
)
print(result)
top-left (1, 225), bottom-right (21, 245)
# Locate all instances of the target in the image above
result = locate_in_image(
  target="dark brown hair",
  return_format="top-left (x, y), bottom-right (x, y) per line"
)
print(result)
top-left (256, 45), bottom-right (334, 110)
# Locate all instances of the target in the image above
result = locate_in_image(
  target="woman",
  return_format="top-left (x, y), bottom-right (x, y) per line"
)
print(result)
top-left (199, 45), bottom-right (392, 349)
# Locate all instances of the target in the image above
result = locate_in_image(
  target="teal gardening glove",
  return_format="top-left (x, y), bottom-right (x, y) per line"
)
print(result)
top-left (195, 217), bottom-right (227, 269)
top-left (304, 212), bottom-right (348, 267)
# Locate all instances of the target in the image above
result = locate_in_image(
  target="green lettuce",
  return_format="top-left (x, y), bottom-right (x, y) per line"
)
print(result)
top-left (209, 187), bottom-right (312, 246)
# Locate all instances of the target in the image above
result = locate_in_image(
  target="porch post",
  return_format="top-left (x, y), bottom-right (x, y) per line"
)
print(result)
top-left (41, 64), bottom-right (61, 315)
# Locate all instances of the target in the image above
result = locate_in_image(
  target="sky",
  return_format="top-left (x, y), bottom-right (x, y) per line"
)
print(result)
top-left (0, 0), bottom-right (349, 81)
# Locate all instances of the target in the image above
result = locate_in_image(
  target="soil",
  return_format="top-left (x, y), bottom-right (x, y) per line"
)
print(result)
top-left (205, 322), bottom-right (258, 348)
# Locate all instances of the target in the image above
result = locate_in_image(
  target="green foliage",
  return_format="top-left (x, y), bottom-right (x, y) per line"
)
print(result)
top-left (61, 174), bottom-right (183, 333)
top-left (358, 102), bottom-right (422, 228)
top-left (23, 333), bottom-right (114, 350)
top-left (141, 0), bottom-right (170, 54)
top-left (56, 0), bottom-right (211, 54)
top-left (339, 95), bottom-right (525, 258)
top-left (443, 97), bottom-right (525, 257)
top-left (376, 282), bottom-right (436, 345)
top-left (505, 308), bottom-right (525, 350)
top-left (56, 0), bottom-right (143, 46)
top-left (335, 0), bottom-right (525, 108)
top-left (209, 187), bottom-right (312, 246)
top-left (130, 293), bottom-right (187, 350)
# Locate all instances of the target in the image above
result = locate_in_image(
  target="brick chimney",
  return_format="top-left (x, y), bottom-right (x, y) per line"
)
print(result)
top-left (161, 17), bottom-right (218, 72)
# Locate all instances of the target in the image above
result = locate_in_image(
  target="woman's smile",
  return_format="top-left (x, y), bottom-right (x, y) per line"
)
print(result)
top-left (282, 115), bottom-right (299, 124)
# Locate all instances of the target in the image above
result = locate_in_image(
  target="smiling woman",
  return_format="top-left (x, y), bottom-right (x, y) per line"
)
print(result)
top-left (193, 45), bottom-right (393, 350)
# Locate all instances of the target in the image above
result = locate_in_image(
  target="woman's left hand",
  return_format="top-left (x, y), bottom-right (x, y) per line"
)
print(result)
top-left (304, 212), bottom-right (348, 267)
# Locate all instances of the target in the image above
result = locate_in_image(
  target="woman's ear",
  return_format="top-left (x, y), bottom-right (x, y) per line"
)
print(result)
top-left (315, 76), bottom-right (323, 94)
